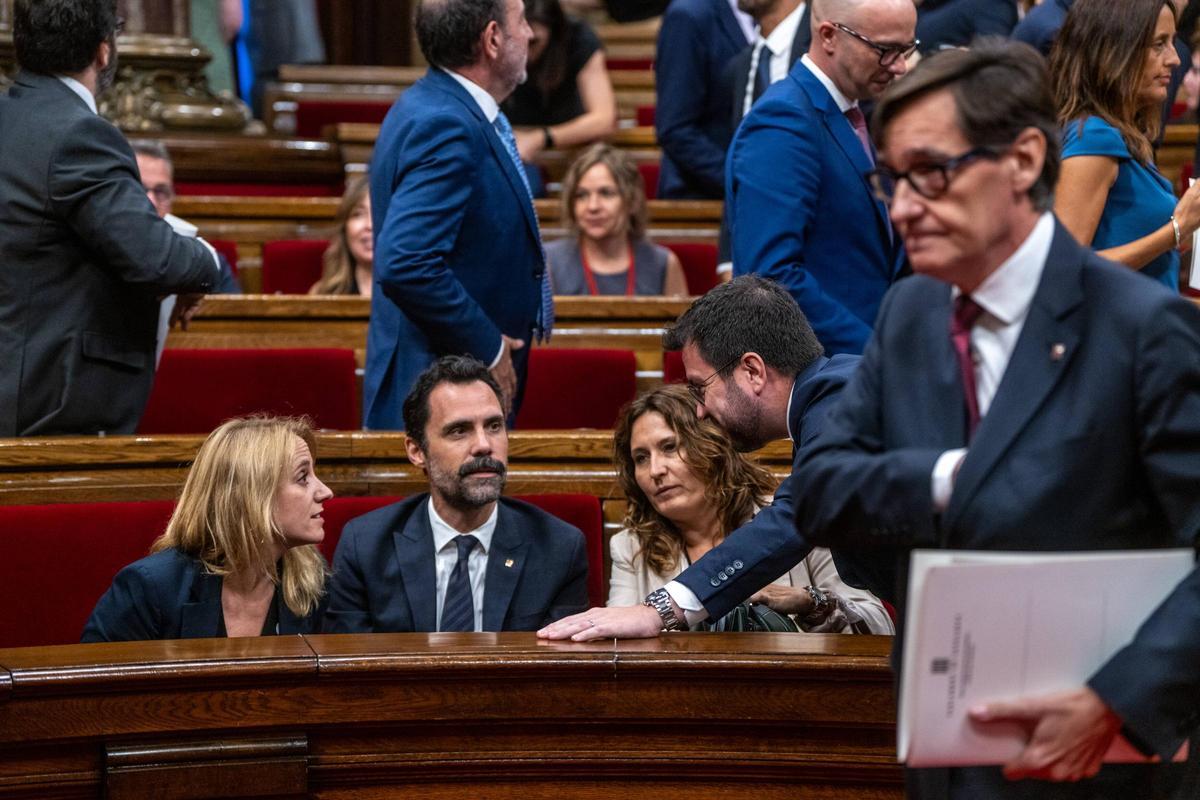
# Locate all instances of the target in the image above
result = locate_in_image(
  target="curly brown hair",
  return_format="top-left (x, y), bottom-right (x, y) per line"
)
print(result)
top-left (612, 385), bottom-right (777, 577)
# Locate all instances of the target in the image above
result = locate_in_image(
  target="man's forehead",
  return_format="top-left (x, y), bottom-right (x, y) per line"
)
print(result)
top-left (679, 343), bottom-right (714, 378)
top-left (428, 381), bottom-right (504, 424)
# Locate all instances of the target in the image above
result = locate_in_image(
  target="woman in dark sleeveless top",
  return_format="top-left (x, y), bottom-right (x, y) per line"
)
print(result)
top-left (547, 144), bottom-right (688, 296)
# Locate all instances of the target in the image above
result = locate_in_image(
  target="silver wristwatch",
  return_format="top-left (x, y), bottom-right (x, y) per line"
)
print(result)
top-left (644, 588), bottom-right (688, 632)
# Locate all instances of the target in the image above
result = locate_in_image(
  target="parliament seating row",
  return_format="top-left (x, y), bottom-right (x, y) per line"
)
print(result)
top-left (139, 347), bottom-right (639, 433)
top-left (0, 492), bottom-right (606, 649)
top-left (171, 194), bottom-right (720, 289)
top-left (166, 295), bottom-right (691, 391)
top-left (257, 235), bottom-right (716, 295)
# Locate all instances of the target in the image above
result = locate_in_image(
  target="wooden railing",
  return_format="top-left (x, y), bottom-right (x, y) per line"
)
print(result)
top-left (164, 295), bottom-right (693, 390)
top-left (0, 632), bottom-right (900, 799)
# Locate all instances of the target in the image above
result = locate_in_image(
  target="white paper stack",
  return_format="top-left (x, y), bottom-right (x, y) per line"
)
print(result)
top-left (898, 548), bottom-right (1193, 767)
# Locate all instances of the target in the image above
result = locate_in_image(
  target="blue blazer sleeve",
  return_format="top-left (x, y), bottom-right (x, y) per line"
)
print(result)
top-left (728, 109), bottom-right (874, 354)
top-left (373, 111), bottom-right (503, 361)
top-left (654, 6), bottom-right (730, 197)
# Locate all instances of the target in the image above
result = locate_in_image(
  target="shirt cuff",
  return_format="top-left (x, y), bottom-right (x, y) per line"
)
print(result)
top-left (931, 448), bottom-right (968, 512)
top-left (488, 338), bottom-right (505, 369)
top-left (197, 237), bottom-right (221, 277)
top-left (664, 580), bottom-right (709, 627)
top-left (716, 261), bottom-right (733, 275)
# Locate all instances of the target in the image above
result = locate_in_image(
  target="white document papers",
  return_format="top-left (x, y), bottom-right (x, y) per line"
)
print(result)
top-left (898, 548), bottom-right (1193, 767)
top-left (1190, 179), bottom-right (1200, 291)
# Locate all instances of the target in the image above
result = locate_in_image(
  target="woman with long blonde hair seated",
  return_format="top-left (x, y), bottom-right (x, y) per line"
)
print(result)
top-left (609, 385), bottom-right (892, 633)
top-left (82, 416), bottom-right (332, 641)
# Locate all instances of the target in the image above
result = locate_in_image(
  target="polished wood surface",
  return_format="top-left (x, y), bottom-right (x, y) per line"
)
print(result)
top-left (1157, 124), bottom-right (1196, 190)
top-left (144, 131), bottom-right (345, 186)
top-left (163, 295), bottom-right (693, 388)
top-left (0, 430), bottom-right (792, 507)
top-left (0, 633), bottom-right (900, 799)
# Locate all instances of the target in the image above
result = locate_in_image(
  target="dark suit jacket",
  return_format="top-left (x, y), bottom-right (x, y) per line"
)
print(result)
top-left (795, 223), bottom-right (1200, 796)
top-left (654, 0), bottom-right (748, 199)
top-left (914, 0), bottom-right (1018, 53)
top-left (1010, 0), bottom-right (1072, 56)
top-left (717, 5), bottom-right (811, 264)
top-left (81, 548), bottom-right (324, 642)
top-left (727, 61), bottom-right (905, 356)
top-left (672, 354), bottom-right (858, 620)
top-left (364, 68), bottom-right (544, 429)
top-left (0, 71), bottom-right (217, 436)
top-left (324, 495), bottom-right (590, 633)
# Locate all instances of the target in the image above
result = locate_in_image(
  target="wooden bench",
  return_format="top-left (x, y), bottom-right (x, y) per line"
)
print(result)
top-left (0, 633), bottom-right (900, 800)
top-left (1158, 123), bottom-right (1197, 191)
top-left (165, 295), bottom-right (691, 391)
top-left (172, 196), bottom-right (721, 291)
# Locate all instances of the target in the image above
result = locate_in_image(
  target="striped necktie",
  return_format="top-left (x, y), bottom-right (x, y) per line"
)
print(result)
top-left (439, 534), bottom-right (480, 632)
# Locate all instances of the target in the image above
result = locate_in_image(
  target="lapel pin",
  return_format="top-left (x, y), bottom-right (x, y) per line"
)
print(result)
top-left (1050, 343), bottom-right (1066, 361)
top-left (505, 558), bottom-right (515, 568)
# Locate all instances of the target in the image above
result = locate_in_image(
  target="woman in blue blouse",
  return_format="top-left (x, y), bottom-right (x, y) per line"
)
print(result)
top-left (1051, 0), bottom-right (1200, 290)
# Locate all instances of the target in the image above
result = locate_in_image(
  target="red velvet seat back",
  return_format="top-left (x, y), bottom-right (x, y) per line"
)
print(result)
top-left (515, 348), bottom-right (637, 429)
top-left (635, 105), bottom-right (655, 127)
top-left (638, 162), bottom-right (660, 200)
top-left (663, 349), bottom-right (686, 384)
top-left (661, 241), bottom-right (719, 295)
top-left (294, 100), bottom-right (392, 138)
top-left (261, 239), bottom-right (330, 295)
top-left (209, 239), bottom-right (240, 274)
top-left (0, 501), bottom-right (176, 648)
top-left (320, 493), bottom-right (606, 608)
top-left (138, 348), bottom-right (359, 433)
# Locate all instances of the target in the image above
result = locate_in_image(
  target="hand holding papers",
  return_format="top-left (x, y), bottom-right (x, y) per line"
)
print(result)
top-left (898, 549), bottom-right (1193, 769)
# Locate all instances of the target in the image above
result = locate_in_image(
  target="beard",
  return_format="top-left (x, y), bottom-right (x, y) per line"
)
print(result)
top-left (718, 380), bottom-right (767, 452)
top-left (96, 34), bottom-right (119, 95)
top-left (428, 455), bottom-right (508, 511)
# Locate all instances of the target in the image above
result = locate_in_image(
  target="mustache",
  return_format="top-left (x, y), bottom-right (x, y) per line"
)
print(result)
top-left (458, 456), bottom-right (506, 478)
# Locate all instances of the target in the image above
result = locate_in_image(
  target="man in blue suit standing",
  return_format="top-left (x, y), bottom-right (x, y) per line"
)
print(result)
top-left (728, 0), bottom-right (915, 355)
top-left (364, 0), bottom-right (552, 429)
top-left (654, 0), bottom-right (752, 199)
top-left (537, 276), bottom-right (868, 641)
top-left (795, 42), bottom-right (1200, 798)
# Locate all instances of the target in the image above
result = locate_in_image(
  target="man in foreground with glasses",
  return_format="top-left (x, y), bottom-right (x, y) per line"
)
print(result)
top-left (538, 275), bottom-right (867, 640)
top-left (727, 0), bottom-right (915, 356)
top-left (795, 40), bottom-right (1200, 798)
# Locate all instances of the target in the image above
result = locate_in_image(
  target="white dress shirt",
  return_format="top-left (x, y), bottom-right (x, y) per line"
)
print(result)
top-left (800, 53), bottom-right (855, 113)
top-left (429, 498), bottom-right (499, 632)
top-left (931, 212), bottom-right (1055, 510)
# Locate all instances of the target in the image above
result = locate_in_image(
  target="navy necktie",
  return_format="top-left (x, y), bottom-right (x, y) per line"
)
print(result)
top-left (440, 534), bottom-right (480, 632)
top-left (753, 42), bottom-right (771, 102)
top-left (493, 111), bottom-right (554, 342)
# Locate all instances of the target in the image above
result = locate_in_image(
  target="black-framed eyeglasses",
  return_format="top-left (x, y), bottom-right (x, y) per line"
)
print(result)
top-left (831, 22), bottom-right (919, 67)
top-left (867, 147), bottom-right (1002, 204)
top-left (686, 354), bottom-right (742, 406)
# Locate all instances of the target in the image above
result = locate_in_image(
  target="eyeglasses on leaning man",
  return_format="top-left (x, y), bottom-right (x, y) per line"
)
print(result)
top-left (867, 146), bottom-right (1003, 204)
top-left (831, 22), bottom-right (919, 67)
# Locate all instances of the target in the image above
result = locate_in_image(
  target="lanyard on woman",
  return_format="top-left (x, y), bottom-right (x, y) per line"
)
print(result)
top-left (580, 244), bottom-right (636, 296)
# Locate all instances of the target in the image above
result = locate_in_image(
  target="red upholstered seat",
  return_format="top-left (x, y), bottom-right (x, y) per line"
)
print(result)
top-left (515, 348), bottom-right (637, 429)
top-left (261, 239), bottom-right (330, 295)
top-left (635, 105), bottom-right (655, 127)
top-left (138, 348), bottom-right (359, 433)
top-left (320, 493), bottom-right (606, 608)
top-left (0, 500), bottom-right (176, 648)
top-left (294, 100), bottom-right (393, 138)
top-left (0, 492), bottom-right (606, 647)
top-left (663, 350), bottom-right (686, 384)
top-left (209, 238), bottom-right (239, 274)
top-left (638, 162), bottom-right (660, 200)
top-left (661, 241), bottom-right (719, 295)
top-left (608, 58), bottom-right (654, 71)
top-left (174, 182), bottom-right (343, 197)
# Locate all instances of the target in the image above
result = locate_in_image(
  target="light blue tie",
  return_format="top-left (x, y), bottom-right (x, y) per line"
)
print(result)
top-left (493, 111), bottom-right (554, 341)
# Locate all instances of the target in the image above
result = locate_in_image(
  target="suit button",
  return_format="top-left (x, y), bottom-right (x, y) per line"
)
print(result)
top-left (724, 567), bottom-right (735, 577)
top-left (719, 573), bottom-right (729, 581)
top-left (710, 577), bottom-right (721, 587)
top-left (733, 560), bottom-right (744, 569)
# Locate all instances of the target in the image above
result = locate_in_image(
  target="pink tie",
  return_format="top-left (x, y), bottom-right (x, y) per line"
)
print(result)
top-left (950, 295), bottom-right (985, 439)
top-left (844, 106), bottom-right (874, 166)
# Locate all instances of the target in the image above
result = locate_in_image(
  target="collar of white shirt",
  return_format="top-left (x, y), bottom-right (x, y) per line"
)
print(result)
top-left (427, 496), bottom-right (499, 556)
top-left (954, 211), bottom-right (1055, 326)
top-left (444, 68), bottom-right (500, 124)
top-left (761, 2), bottom-right (806, 60)
top-left (55, 75), bottom-right (97, 114)
top-left (800, 53), bottom-right (854, 114)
